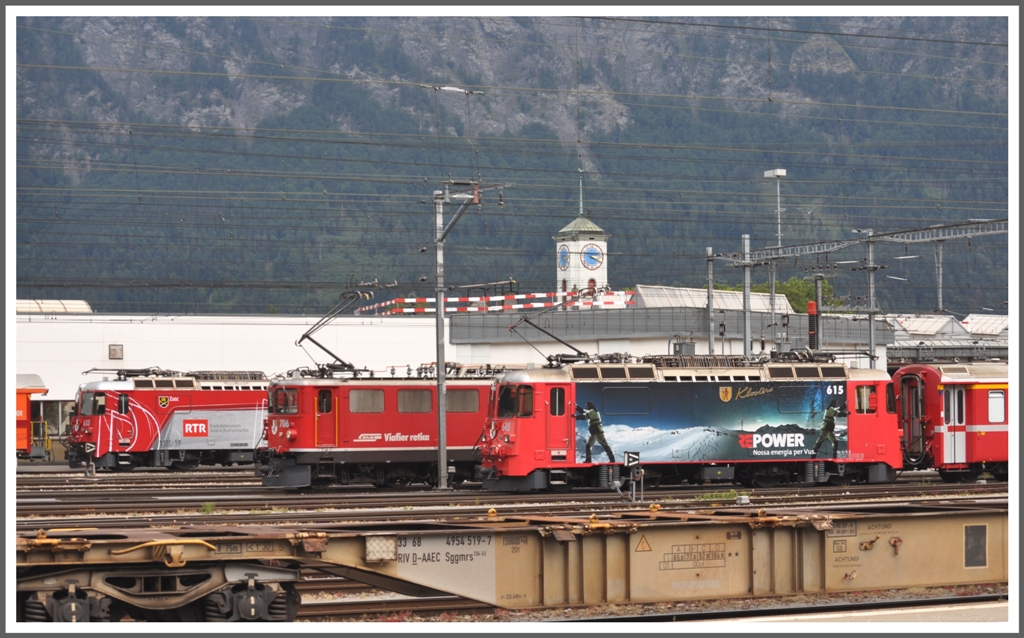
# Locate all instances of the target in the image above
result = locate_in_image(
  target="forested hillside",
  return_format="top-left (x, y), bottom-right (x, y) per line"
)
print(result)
top-left (15, 16), bottom-right (1009, 316)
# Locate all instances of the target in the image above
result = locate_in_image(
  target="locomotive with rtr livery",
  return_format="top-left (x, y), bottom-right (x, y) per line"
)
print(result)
top-left (67, 368), bottom-right (269, 472)
top-left (478, 355), bottom-right (903, 490)
top-left (257, 363), bottom-right (507, 488)
top-left (893, 362), bottom-right (1008, 482)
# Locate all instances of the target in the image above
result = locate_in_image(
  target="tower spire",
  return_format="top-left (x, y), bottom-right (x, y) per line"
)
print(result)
top-left (579, 168), bottom-right (585, 218)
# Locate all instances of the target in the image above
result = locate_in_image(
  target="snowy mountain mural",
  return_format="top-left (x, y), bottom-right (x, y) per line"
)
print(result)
top-left (573, 381), bottom-right (849, 464)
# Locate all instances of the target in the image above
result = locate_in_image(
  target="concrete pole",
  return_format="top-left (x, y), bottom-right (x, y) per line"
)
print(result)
top-left (769, 262), bottom-right (776, 349)
top-left (433, 190), bottom-right (449, 489)
top-left (706, 247), bottom-right (715, 355)
top-left (815, 274), bottom-right (824, 352)
top-left (867, 230), bottom-right (876, 369)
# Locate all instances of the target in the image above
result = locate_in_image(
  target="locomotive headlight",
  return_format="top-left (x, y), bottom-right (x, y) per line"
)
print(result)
top-left (285, 429), bottom-right (296, 441)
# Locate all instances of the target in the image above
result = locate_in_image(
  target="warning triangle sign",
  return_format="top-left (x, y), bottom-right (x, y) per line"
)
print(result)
top-left (635, 535), bottom-right (652, 552)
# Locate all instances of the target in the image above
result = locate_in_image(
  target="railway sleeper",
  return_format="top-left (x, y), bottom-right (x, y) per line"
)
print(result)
top-left (18, 563), bottom-right (300, 622)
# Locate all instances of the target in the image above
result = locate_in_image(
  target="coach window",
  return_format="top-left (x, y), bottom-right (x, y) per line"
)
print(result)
top-left (398, 389), bottom-right (432, 413)
top-left (350, 389), bottom-right (384, 413)
top-left (118, 394), bottom-right (129, 414)
top-left (549, 387), bottom-right (565, 416)
top-left (272, 388), bottom-right (299, 415)
top-left (317, 390), bottom-right (332, 413)
top-left (447, 389), bottom-right (479, 413)
top-left (988, 390), bottom-right (1005, 423)
top-left (855, 386), bottom-right (877, 414)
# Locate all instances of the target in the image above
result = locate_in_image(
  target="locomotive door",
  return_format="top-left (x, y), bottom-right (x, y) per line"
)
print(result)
top-left (942, 386), bottom-right (966, 464)
top-left (546, 386), bottom-right (571, 450)
top-left (899, 375), bottom-right (926, 466)
top-left (315, 389), bottom-right (337, 447)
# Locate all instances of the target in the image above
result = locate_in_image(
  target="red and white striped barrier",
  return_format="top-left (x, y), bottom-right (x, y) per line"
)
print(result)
top-left (359, 290), bottom-right (634, 316)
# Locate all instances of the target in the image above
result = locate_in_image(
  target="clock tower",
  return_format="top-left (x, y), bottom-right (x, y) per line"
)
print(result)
top-left (554, 174), bottom-right (609, 294)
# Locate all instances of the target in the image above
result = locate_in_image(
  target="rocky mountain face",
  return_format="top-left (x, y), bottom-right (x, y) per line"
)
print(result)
top-left (18, 16), bottom-right (1007, 171)
top-left (15, 16), bottom-right (1009, 315)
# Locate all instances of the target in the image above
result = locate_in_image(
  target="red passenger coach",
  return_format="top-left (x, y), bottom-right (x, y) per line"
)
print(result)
top-left (893, 363), bottom-right (1008, 482)
top-left (257, 365), bottom-right (504, 488)
top-left (67, 368), bottom-right (269, 472)
top-left (479, 357), bottom-right (903, 491)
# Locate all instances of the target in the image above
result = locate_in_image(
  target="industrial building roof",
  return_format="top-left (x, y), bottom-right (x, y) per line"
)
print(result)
top-left (960, 314), bottom-right (1009, 337)
top-left (885, 314), bottom-right (971, 339)
top-left (633, 285), bottom-right (795, 314)
top-left (16, 299), bottom-right (93, 314)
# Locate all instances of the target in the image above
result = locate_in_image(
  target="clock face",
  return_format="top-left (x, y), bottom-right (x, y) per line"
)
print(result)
top-left (581, 243), bottom-right (603, 270)
top-left (557, 244), bottom-right (570, 271)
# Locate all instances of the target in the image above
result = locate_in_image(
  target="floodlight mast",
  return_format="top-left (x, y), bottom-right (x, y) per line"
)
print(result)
top-left (764, 168), bottom-right (786, 350)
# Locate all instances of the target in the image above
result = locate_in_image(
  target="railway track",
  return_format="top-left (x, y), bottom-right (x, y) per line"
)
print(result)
top-left (290, 585), bottom-right (1005, 623)
top-left (16, 483), bottom-right (1007, 531)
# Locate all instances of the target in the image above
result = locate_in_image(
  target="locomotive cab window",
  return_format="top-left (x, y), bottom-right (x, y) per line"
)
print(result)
top-left (80, 392), bottom-right (106, 416)
top-left (496, 385), bottom-right (533, 417)
top-left (272, 388), bottom-right (299, 415)
top-left (517, 386), bottom-right (534, 417)
top-left (855, 386), bottom-right (877, 414)
top-left (317, 390), bottom-right (332, 413)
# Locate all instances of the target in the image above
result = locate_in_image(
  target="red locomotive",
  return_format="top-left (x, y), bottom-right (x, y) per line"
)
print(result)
top-left (893, 362), bottom-right (1008, 482)
top-left (257, 364), bottom-right (506, 488)
top-left (67, 368), bottom-right (269, 472)
top-left (478, 356), bottom-right (903, 490)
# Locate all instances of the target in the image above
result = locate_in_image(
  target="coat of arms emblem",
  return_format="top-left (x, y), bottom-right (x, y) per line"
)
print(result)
top-left (719, 387), bottom-right (732, 402)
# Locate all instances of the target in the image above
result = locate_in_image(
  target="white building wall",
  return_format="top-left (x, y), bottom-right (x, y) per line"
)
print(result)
top-left (16, 313), bottom-right (883, 402)
top-left (16, 314), bottom-right (441, 401)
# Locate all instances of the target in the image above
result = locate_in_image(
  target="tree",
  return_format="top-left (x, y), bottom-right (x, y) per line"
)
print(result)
top-left (710, 276), bottom-right (834, 313)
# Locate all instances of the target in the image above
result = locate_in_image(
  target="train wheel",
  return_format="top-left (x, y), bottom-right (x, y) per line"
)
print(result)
top-left (993, 472), bottom-right (1009, 482)
top-left (827, 474), bottom-right (854, 487)
top-left (547, 479), bottom-right (576, 493)
top-left (752, 474), bottom-right (781, 488)
top-left (938, 470), bottom-right (980, 483)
